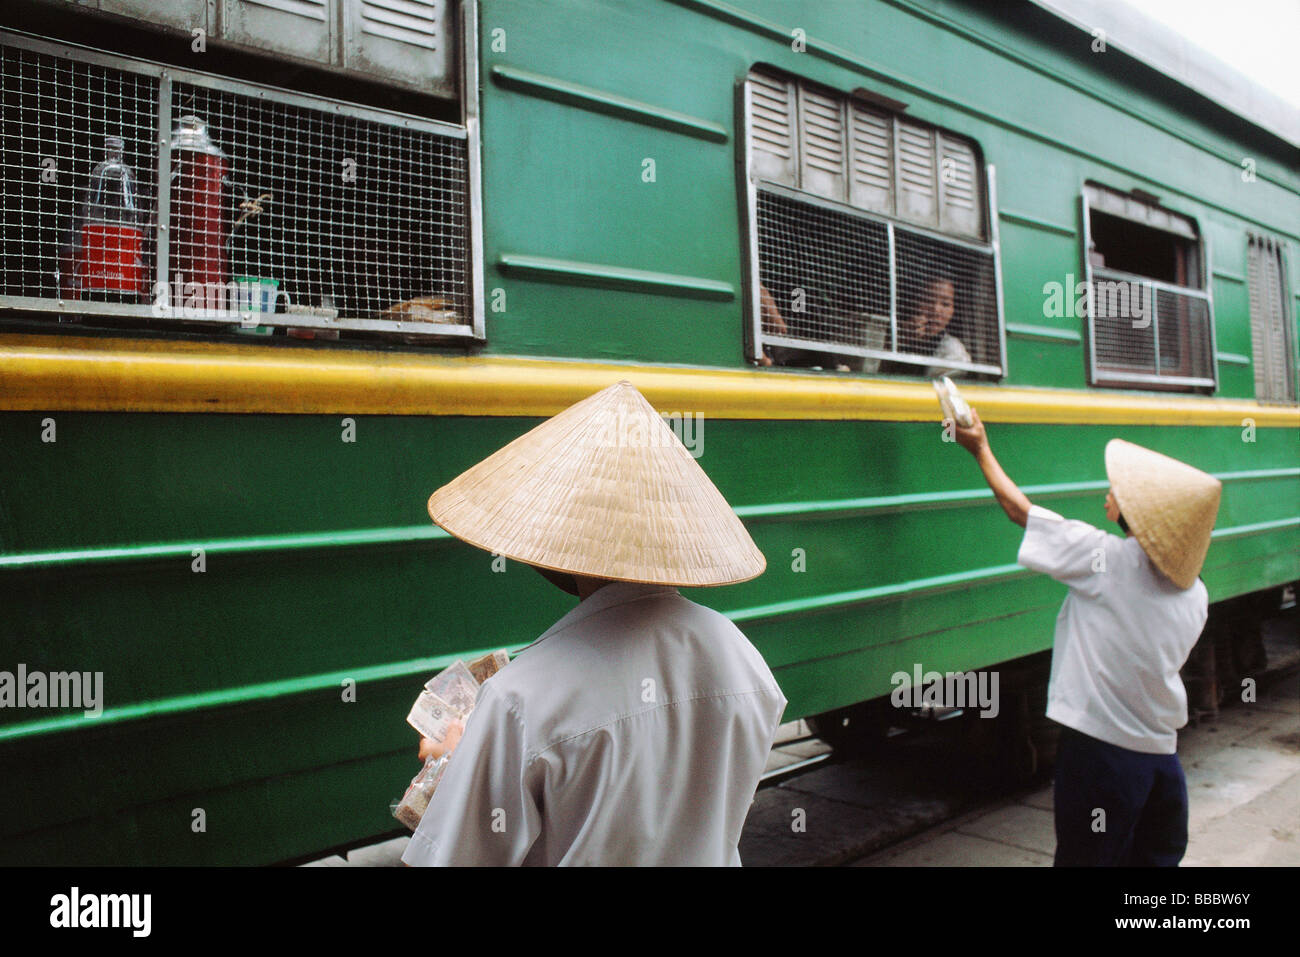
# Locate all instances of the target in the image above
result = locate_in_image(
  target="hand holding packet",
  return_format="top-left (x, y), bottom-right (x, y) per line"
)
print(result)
top-left (393, 649), bottom-right (512, 830)
top-left (932, 375), bottom-right (974, 429)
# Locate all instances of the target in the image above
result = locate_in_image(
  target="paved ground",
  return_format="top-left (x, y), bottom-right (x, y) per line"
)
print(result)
top-left (307, 624), bottom-right (1299, 868)
top-left (855, 665), bottom-right (1298, 866)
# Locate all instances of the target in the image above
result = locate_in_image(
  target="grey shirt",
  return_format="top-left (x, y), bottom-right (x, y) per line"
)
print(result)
top-left (402, 581), bottom-right (787, 866)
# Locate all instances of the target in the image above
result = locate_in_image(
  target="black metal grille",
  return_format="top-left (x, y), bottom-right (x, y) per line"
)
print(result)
top-left (169, 81), bottom-right (468, 321)
top-left (0, 33), bottom-right (471, 332)
top-left (0, 43), bottom-right (158, 300)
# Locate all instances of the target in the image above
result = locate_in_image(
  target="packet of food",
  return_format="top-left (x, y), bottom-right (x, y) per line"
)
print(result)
top-left (932, 375), bottom-right (974, 429)
top-left (465, 649), bottom-right (511, 685)
top-left (423, 660), bottom-right (480, 716)
top-left (406, 689), bottom-right (462, 743)
top-left (392, 754), bottom-right (449, 831)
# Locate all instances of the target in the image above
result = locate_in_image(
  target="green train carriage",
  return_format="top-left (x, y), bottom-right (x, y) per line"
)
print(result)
top-left (0, 0), bottom-right (1296, 865)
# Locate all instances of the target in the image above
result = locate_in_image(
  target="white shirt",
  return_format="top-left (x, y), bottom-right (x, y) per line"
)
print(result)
top-left (924, 334), bottom-right (972, 378)
top-left (402, 581), bottom-right (787, 866)
top-left (1017, 505), bottom-right (1208, 754)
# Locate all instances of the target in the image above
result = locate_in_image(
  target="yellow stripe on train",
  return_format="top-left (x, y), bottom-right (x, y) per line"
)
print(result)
top-left (1, 333), bottom-right (1297, 426)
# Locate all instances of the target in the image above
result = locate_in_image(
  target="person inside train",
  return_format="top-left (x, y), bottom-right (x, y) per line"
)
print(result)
top-left (402, 380), bottom-right (786, 866)
top-left (759, 270), bottom-right (970, 377)
top-left (877, 270), bottom-right (971, 377)
top-left (950, 410), bottom-right (1221, 866)
top-left (758, 285), bottom-right (866, 372)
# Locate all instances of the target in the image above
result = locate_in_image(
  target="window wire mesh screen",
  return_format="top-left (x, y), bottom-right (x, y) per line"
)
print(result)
top-left (757, 189), bottom-right (888, 356)
top-left (0, 36), bottom-right (471, 332)
top-left (0, 43), bottom-right (159, 300)
top-left (1091, 278), bottom-right (1154, 372)
top-left (1090, 270), bottom-right (1213, 384)
top-left (756, 189), bottom-right (1001, 374)
top-left (171, 82), bottom-right (469, 322)
top-left (894, 229), bottom-right (1000, 372)
top-left (1156, 288), bottom-right (1212, 380)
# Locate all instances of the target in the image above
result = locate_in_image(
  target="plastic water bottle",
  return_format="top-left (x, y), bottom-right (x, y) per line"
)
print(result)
top-left (73, 135), bottom-right (148, 302)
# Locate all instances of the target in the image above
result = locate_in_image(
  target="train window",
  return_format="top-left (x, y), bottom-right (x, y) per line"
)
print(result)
top-left (742, 68), bottom-right (1004, 378)
top-left (0, 28), bottom-right (480, 342)
top-left (1081, 183), bottom-right (1216, 391)
top-left (1246, 235), bottom-right (1296, 404)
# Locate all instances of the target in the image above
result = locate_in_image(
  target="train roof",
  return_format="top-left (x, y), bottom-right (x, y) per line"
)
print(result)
top-left (1031, 0), bottom-right (1300, 150)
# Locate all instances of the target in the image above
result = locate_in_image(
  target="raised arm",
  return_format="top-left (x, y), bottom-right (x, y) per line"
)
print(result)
top-left (953, 409), bottom-right (1032, 528)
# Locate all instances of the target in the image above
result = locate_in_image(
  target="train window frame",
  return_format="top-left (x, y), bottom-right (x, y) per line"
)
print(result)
top-left (1246, 234), bottom-right (1297, 404)
top-left (1079, 182), bottom-right (1218, 391)
top-left (739, 66), bottom-right (1007, 378)
top-left (0, 3), bottom-right (485, 343)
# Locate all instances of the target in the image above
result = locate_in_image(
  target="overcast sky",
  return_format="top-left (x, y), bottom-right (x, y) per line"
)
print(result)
top-left (1121, 0), bottom-right (1300, 110)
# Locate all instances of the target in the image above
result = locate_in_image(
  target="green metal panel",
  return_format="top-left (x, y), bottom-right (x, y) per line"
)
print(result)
top-left (2, 412), bottom-right (1296, 863)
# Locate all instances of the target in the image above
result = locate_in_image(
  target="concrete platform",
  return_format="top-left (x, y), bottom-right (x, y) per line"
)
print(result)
top-left (857, 666), bottom-right (1299, 867)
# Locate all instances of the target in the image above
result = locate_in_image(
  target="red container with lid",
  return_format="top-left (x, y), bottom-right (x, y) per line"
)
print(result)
top-left (170, 115), bottom-right (230, 295)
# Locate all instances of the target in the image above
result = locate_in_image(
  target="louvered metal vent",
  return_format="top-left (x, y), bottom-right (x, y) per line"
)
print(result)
top-left (1247, 235), bottom-right (1295, 403)
top-left (748, 71), bottom-right (796, 188)
top-left (225, 0), bottom-right (333, 63)
top-left (49, 0), bottom-right (455, 96)
top-left (745, 70), bottom-right (984, 240)
top-left (939, 135), bottom-right (979, 236)
top-left (895, 119), bottom-right (936, 226)
top-left (360, 0), bottom-right (441, 48)
top-left (244, 0), bottom-right (328, 18)
top-left (798, 85), bottom-right (845, 199)
top-left (848, 102), bottom-right (892, 212)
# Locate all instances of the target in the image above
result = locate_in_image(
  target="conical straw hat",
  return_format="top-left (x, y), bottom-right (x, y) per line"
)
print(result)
top-left (1104, 439), bottom-right (1221, 590)
top-left (427, 381), bottom-right (766, 587)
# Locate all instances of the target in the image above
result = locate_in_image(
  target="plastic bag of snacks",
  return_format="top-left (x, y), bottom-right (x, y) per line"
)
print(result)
top-left (393, 650), bottom-right (511, 830)
top-left (392, 755), bottom-right (449, 831)
top-left (931, 374), bottom-right (973, 428)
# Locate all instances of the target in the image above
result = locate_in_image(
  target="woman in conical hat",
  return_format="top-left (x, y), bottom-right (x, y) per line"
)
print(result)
top-left (403, 381), bottom-right (786, 867)
top-left (952, 409), bottom-right (1220, 867)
